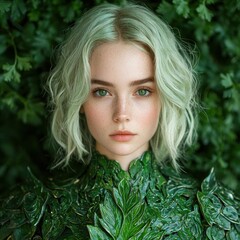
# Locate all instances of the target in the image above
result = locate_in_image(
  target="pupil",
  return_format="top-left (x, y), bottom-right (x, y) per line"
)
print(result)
top-left (100, 90), bottom-right (106, 96)
top-left (139, 89), bottom-right (146, 95)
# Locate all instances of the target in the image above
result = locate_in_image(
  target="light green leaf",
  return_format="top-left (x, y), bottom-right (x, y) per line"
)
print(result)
top-left (123, 202), bottom-right (147, 238)
top-left (226, 226), bottom-right (240, 240)
top-left (113, 178), bottom-right (136, 213)
top-left (2, 64), bottom-right (20, 82)
top-left (196, 3), bottom-right (213, 21)
top-left (87, 225), bottom-right (111, 240)
top-left (201, 168), bottom-right (218, 194)
top-left (98, 195), bottom-right (122, 237)
top-left (222, 206), bottom-right (239, 223)
top-left (156, 1), bottom-right (176, 22)
top-left (17, 56), bottom-right (32, 71)
top-left (173, 0), bottom-right (190, 18)
top-left (215, 214), bottom-right (231, 230)
top-left (206, 225), bottom-right (225, 240)
top-left (221, 73), bottom-right (233, 88)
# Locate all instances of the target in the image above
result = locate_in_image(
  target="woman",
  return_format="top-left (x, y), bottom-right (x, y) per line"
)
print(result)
top-left (0, 3), bottom-right (239, 239)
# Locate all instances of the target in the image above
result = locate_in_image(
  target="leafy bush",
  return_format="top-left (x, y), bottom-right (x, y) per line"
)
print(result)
top-left (0, 0), bottom-right (239, 194)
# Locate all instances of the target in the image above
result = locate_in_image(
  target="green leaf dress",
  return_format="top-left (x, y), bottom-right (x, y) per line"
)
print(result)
top-left (0, 151), bottom-right (239, 239)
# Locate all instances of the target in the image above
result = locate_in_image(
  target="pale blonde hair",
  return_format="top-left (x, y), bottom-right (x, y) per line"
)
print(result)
top-left (48, 3), bottom-right (198, 169)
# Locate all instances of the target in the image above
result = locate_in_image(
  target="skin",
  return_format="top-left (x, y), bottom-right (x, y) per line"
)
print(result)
top-left (83, 41), bottom-right (161, 171)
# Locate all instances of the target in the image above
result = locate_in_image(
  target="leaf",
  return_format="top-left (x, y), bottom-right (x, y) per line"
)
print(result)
top-left (156, 1), bottom-right (176, 22)
top-left (28, 9), bottom-right (40, 21)
top-left (173, 0), bottom-right (190, 18)
top-left (0, 2), bottom-right (11, 15)
top-left (206, 0), bottom-right (217, 3)
top-left (197, 192), bottom-right (222, 224)
top-left (206, 225), bottom-right (225, 240)
top-left (196, 3), bottom-right (213, 21)
top-left (0, 224), bottom-right (12, 240)
top-left (98, 195), bottom-right (122, 237)
top-left (221, 72), bottom-right (233, 88)
top-left (23, 193), bottom-right (43, 225)
top-left (2, 64), bottom-right (20, 82)
top-left (201, 168), bottom-right (218, 194)
top-left (17, 56), bottom-right (32, 71)
top-left (88, 178), bottom-right (151, 239)
top-left (215, 214), bottom-right (231, 230)
top-left (113, 178), bottom-right (137, 213)
top-left (215, 186), bottom-right (238, 207)
top-left (10, 0), bottom-right (27, 21)
top-left (8, 210), bottom-right (26, 228)
top-left (87, 225), bottom-right (111, 240)
top-left (179, 205), bottom-right (203, 238)
top-left (12, 223), bottom-right (36, 240)
top-left (42, 211), bottom-right (64, 239)
top-left (222, 206), bottom-right (239, 223)
top-left (123, 202), bottom-right (147, 238)
top-left (161, 218), bottom-right (182, 234)
top-left (31, 0), bottom-right (41, 9)
top-left (226, 226), bottom-right (240, 240)
top-left (17, 101), bottom-right (45, 125)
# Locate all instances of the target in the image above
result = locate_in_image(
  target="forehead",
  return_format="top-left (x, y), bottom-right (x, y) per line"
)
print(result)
top-left (90, 41), bottom-right (154, 82)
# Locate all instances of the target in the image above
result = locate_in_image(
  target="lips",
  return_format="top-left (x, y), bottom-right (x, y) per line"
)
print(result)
top-left (109, 130), bottom-right (136, 142)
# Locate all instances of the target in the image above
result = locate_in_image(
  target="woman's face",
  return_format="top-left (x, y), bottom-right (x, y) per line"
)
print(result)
top-left (83, 41), bottom-right (161, 170)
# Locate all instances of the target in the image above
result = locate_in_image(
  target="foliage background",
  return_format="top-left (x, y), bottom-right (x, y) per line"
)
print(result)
top-left (0, 0), bottom-right (239, 194)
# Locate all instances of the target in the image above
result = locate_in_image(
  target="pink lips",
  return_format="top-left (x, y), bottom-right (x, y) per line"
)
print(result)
top-left (109, 130), bottom-right (136, 142)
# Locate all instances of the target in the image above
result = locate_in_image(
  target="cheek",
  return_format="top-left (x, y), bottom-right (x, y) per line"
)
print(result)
top-left (83, 103), bottom-right (108, 132)
top-left (145, 109), bottom-right (160, 127)
top-left (139, 101), bottom-right (161, 126)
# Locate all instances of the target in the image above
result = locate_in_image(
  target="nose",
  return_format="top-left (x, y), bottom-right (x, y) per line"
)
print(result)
top-left (112, 96), bottom-right (131, 123)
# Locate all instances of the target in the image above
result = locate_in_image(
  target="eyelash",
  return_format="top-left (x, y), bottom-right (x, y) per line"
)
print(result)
top-left (92, 88), bottom-right (110, 97)
top-left (135, 87), bottom-right (153, 97)
top-left (92, 87), bottom-right (153, 97)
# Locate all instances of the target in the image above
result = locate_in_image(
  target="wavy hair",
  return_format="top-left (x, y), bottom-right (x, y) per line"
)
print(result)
top-left (48, 3), bottom-right (198, 169)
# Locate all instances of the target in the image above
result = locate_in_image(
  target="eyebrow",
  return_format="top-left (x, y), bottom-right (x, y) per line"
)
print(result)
top-left (91, 78), bottom-right (154, 87)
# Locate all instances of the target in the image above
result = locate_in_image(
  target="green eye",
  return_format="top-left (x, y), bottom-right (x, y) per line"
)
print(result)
top-left (96, 89), bottom-right (108, 96)
top-left (137, 89), bottom-right (150, 96)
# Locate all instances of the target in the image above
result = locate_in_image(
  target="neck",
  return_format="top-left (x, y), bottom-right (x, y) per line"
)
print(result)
top-left (115, 156), bottom-right (135, 171)
top-left (96, 144), bottom-right (149, 171)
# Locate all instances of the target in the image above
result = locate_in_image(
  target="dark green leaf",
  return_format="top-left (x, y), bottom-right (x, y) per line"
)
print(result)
top-left (12, 223), bottom-right (36, 240)
top-left (23, 193), bottom-right (43, 225)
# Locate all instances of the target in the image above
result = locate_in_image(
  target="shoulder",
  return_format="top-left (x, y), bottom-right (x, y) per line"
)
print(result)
top-left (160, 165), bottom-right (200, 197)
top-left (0, 168), bottom-right (50, 239)
top-left (0, 168), bottom-right (88, 239)
top-left (157, 165), bottom-right (240, 238)
top-left (197, 168), bottom-right (240, 239)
